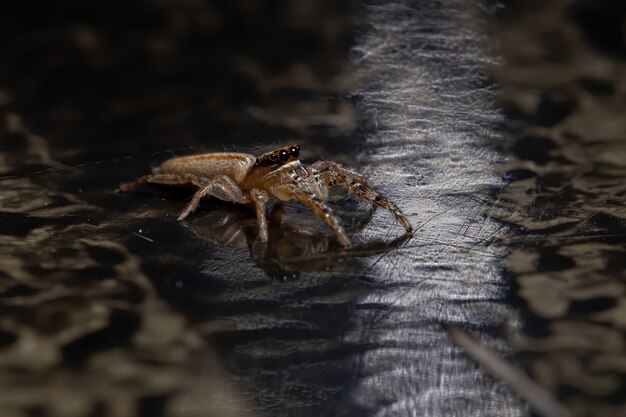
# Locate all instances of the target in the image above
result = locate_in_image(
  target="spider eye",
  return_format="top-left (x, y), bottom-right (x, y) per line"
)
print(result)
top-left (278, 149), bottom-right (289, 162)
top-left (269, 153), bottom-right (277, 162)
top-left (290, 146), bottom-right (300, 159)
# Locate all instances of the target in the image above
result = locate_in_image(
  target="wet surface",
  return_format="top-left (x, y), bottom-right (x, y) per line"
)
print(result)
top-left (494, 1), bottom-right (626, 415)
top-left (0, 1), bottom-right (625, 417)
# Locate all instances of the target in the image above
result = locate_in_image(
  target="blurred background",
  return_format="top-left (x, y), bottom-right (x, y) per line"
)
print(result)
top-left (0, 0), bottom-right (624, 416)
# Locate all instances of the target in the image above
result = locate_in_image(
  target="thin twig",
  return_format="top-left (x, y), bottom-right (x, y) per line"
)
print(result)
top-left (444, 323), bottom-right (572, 417)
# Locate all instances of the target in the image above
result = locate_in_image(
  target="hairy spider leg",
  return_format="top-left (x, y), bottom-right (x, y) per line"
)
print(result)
top-left (118, 173), bottom-right (252, 220)
top-left (250, 189), bottom-right (270, 242)
top-left (117, 173), bottom-right (209, 192)
top-left (276, 184), bottom-right (351, 247)
top-left (311, 161), bottom-right (413, 233)
top-left (177, 175), bottom-right (251, 220)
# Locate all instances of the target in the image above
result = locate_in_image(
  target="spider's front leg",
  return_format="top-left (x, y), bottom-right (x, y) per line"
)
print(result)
top-left (275, 184), bottom-right (351, 247)
top-left (311, 161), bottom-right (413, 233)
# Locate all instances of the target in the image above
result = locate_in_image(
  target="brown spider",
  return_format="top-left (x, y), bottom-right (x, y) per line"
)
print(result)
top-left (118, 144), bottom-right (412, 247)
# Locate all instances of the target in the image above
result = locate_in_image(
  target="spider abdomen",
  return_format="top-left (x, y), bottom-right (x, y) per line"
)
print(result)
top-left (156, 153), bottom-right (256, 184)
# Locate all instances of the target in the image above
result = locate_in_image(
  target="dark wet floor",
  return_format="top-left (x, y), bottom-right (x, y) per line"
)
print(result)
top-left (495, 1), bottom-right (626, 415)
top-left (1, 1), bottom-right (625, 417)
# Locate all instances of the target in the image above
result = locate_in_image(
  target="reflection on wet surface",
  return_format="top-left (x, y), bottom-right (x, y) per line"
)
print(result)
top-left (186, 203), bottom-right (411, 280)
top-left (1, 0), bottom-right (624, 416)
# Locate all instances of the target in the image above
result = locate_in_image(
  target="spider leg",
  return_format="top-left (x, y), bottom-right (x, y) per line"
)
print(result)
top-left (249, 189), bottom-right (270, 242)
top-left (311, 161), bottom-right (413, 233)
top-left (117, 173), bottom-right (207, 192)
top-left (178, 175), bottom-right (250, 220)
top-left (276, 184), bottom-right (351, 247)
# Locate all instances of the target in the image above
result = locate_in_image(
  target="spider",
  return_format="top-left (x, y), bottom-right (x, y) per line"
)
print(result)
top-left (118, 144), bottom-right (412, 247)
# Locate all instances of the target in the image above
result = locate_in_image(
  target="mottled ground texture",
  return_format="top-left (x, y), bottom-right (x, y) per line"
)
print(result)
top-left (494, 1), bottom-right (626, 416)
top-left (0, 0), bottom-right (624, 417)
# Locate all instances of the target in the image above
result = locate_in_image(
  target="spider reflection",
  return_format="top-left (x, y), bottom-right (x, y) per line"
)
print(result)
top-left (185, 203), bottom-right (411, 280)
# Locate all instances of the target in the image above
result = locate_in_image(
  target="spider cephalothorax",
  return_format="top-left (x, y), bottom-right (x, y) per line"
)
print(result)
top-left (119, 144), bottom-right (412, 247)
top-left (256, 144), bottom-right (301, 167)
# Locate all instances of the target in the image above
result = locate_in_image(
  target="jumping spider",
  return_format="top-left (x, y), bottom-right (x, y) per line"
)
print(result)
top-left (118, 144), bottom-right (412, 247)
